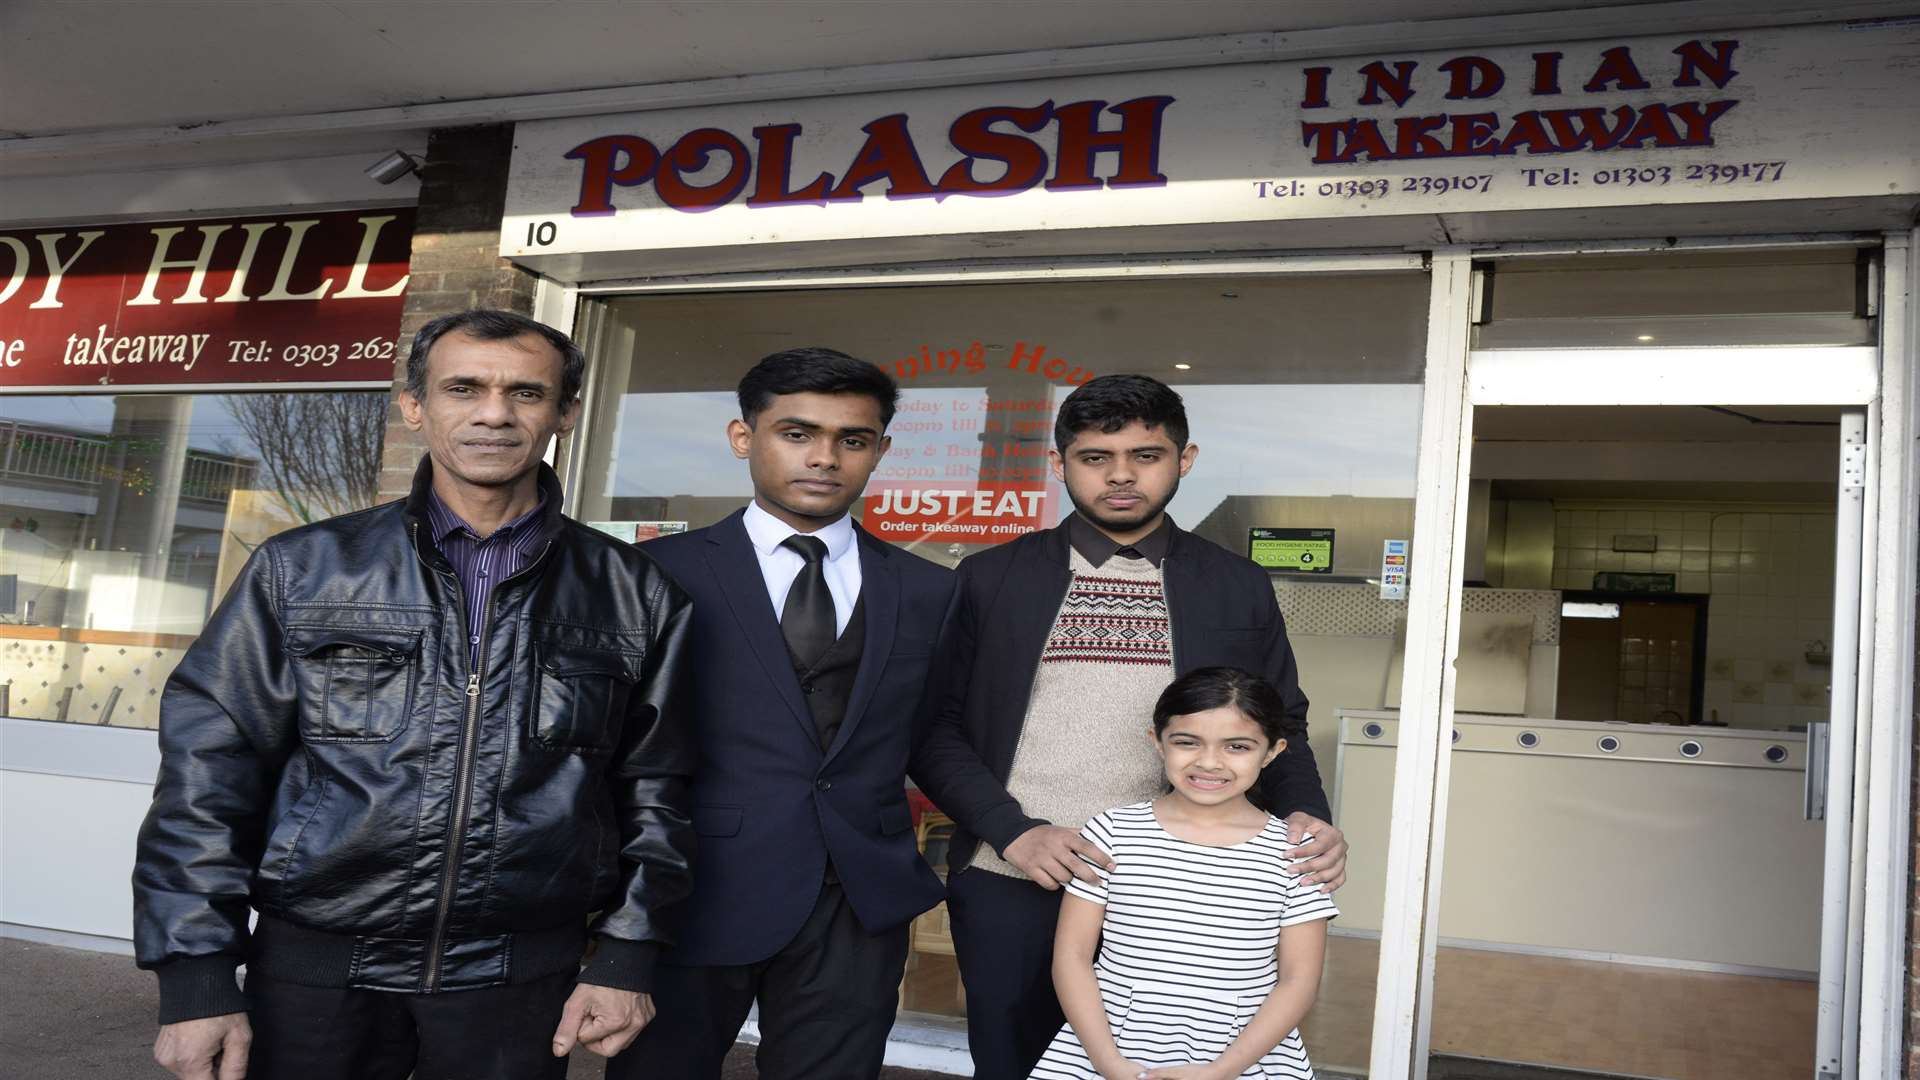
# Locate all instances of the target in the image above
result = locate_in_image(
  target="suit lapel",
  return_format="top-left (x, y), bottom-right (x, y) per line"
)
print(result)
top-left (703, 511), bottom-right (814, 737)
top-left (822, 527), bottom-right (897, 767)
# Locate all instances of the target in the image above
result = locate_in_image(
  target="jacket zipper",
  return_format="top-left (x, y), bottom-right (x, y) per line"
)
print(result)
top-left (1161, 559), bottom-right (1182, 674)
top-left (416, 521), bottom-right (554, 992)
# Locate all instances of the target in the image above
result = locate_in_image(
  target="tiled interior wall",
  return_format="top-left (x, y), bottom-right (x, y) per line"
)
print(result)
top-left (1552, 507), bottom-right (1836, 730)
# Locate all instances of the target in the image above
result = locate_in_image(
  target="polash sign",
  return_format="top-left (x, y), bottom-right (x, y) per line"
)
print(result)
top-left (1, 208), bottom-right (413, 391)
top-left (563, 97), bottom-right (1173, 216)
top-left (503, 25), bottom-right (1920, 266)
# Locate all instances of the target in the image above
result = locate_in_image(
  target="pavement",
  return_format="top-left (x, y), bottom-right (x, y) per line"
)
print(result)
top-left (0, 937), bottom-right (953, 1080)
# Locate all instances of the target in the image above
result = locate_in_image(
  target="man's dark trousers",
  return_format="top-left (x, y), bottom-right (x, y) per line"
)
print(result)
top-left (627, 881), bottom-right (908, 1078)
top-left (243, 970), bottom-right (574, 1080)
top-left (946, 867), bottom-right (1067, 1080)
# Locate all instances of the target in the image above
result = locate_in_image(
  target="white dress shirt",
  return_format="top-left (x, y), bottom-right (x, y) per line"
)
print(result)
top-left (742, 501), bottom-right (862, 636)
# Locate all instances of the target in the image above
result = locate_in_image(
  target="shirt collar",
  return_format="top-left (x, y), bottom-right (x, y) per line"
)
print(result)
top-left (743, 500), bottom-right (858, 562)
top-left (1067, 511), bottom-right (1172, 568)
top-left (427, 486), bottom-right (548, 545)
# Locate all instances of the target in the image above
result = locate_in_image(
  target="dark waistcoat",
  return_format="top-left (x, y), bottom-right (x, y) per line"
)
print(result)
top-left (790, 594), bottom-right (867, 751)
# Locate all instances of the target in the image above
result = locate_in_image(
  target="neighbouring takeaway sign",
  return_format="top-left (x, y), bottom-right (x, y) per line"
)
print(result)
top-left (0, 209), bottom-right (413, 391)
top-left (502, 24), bottom-right (1919, 265)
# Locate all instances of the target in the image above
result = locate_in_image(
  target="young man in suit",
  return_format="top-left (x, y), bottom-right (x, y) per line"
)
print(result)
top-left (610, 348), bottom-right (955, 1080)
top-left (913, 374), bottom-right (1352, 1079)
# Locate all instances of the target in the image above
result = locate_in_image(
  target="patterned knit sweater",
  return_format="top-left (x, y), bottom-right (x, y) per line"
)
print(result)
top-left (971, 549), bottom-right (1175, 879)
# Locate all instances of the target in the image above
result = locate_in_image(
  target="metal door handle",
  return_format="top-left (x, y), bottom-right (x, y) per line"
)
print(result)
top-left (1803, 720), bottom-right (1829, 821)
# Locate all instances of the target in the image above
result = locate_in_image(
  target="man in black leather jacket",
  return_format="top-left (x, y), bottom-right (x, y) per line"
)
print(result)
top-left (133, 309), bottom-right (697, 1080)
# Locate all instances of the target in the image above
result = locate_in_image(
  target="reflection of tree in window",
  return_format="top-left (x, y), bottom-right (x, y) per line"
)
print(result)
top-left (222, 393), bottom-right (384, 522)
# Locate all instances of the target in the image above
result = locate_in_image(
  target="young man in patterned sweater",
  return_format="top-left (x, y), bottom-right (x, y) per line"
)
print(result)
top-left (912, 374), bottom-right (1350, 1080)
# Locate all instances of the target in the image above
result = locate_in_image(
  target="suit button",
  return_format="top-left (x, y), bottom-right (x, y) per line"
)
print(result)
top-left (801, 681), bottom-right (816, 694)
top-left (816, 778), bottom-right (832, 791)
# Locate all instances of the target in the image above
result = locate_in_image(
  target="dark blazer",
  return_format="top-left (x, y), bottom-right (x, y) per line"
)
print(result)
top-left (910, 518), bottom-right (1332, 872)
top-left (642, 510), bottom-right (954, 967)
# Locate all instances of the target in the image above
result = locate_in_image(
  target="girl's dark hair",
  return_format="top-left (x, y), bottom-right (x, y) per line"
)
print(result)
top-left (1053, 373), bottom-right (1188, 451)
top-left (1153, 667), bottom-right (1302, 811)
top-left (1152, 666), bottom-right (1303, 746)
top-left (737, 347), bottom-right (900, 429)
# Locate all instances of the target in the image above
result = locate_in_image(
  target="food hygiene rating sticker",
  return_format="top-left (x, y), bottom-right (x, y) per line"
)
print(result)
top-left (1250, 528), bottom-right (1334, 574)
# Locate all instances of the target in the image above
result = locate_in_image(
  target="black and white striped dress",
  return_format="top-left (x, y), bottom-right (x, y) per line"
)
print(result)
top-left (1030, 802), bottom-right (1338, 1080)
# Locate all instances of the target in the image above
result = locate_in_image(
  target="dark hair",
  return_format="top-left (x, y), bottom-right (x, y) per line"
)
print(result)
top-left (1053, 373), bottom-right (1188, 452)
top-left (736, 347), bottom-right (900, 428)
top-left (1152, 666), bottom-right (1303, 747)
top-left (405, 309), bottom-right (587, 408)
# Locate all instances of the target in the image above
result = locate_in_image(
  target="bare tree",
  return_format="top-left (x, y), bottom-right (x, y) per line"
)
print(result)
top-left (222, 392), bottom-right (386, 522)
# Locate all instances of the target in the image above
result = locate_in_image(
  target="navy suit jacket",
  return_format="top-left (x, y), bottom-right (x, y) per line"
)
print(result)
top-left (641, 510), bottom-right (954, 967)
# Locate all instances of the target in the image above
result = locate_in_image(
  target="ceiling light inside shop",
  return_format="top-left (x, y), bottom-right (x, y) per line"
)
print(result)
top-left (1636, 334), bottom-right (1656, 342)
top-left (1174, 363), bottom-right (1192, 370)
top-left (1562, 601), bottom-right (1621, 619)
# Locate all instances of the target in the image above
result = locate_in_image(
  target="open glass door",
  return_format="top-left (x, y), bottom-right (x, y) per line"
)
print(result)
top-left (1407, 247), bottom-right (1879, 1080)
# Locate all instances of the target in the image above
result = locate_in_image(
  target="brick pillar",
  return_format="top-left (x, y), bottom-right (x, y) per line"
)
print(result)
top-left (375, 124), bottom-right (541, 504)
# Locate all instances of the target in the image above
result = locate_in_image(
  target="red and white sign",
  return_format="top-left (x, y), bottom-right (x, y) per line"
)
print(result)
top-left (1, 208), bottom-right (413, 391)
top-left (864, 484), bottom-right (1054, 544)
top-left (502, 25), bottom-right (1920, 271)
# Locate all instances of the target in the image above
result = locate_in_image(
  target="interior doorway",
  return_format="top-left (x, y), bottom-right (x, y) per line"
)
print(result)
top-left (1421, 402), bottom-right (1851, 1080)
top-left (1556, 592), bottom-right (1708, 726)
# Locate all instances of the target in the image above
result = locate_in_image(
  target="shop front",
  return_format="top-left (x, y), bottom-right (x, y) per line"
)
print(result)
top-left (492, 18), bottom-right (1918, 1080)
top-left (0, 206), bottom-right (413, 940)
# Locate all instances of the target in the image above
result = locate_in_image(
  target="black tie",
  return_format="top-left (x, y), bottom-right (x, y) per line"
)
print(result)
top-left (780, 535), bottom-right (835, 670)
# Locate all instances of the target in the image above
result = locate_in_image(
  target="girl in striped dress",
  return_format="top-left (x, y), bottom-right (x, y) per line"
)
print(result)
top-left (1032, 666), bottom-right (1338, 1080)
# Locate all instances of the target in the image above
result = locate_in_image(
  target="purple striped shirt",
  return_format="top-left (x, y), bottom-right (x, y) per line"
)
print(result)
top-left (426, 489), bottom-right (553, 668)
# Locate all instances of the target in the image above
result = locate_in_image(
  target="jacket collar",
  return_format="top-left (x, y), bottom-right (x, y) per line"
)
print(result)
top-left (1042, 511), bottom-right (1192, 566)
top-left (403, 457), bottom-right (566, 555)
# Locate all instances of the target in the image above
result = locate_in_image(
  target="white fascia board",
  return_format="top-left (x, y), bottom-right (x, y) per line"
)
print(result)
top-left (0, 151), bottom-right (423, 228)
top-left (4, 1), bottom-right (1917, 171)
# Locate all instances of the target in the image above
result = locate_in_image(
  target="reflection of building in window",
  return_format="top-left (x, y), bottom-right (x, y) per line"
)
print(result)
top-left (0, 391), bottom-right (387, 729)
top-left (1, 414), bottom-right (258, 629)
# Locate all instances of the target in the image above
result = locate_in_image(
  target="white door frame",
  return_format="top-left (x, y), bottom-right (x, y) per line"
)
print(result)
top-left (1392, 311), bottom-right (1902, 1079)
top-left (1856, 230), bottom-right (1915, 1078)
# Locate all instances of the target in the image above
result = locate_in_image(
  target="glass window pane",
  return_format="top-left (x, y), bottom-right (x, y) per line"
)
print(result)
top-left (0, 391), bottom-right (387, 729)
top-left (1473, 248), bottom-right (1873, 348)
top-left (576, 271), bottom-right (1429, 1071)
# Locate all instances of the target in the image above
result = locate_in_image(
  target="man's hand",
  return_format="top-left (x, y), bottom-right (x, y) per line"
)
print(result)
top-left (1283, 812), bottom-right (1348, 892)
top-left (1002, 825), bottom-right (1112, 890)
top-left (154, 1013), bottom-right (251, 1080)
top-left (551, 983), bottom-right (655, 1059)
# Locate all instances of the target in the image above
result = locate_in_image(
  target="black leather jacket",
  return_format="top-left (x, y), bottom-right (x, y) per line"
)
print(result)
top-left (133, 461), bottom-right (696, 1023)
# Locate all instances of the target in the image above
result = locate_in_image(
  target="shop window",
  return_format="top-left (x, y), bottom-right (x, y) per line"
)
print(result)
top-left (1472, 247), bottom-right (1874, 348)
top-left (0, 391), bottom-right (387, 729)
top-left (572, 272), bottom-right (1431, 1068)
